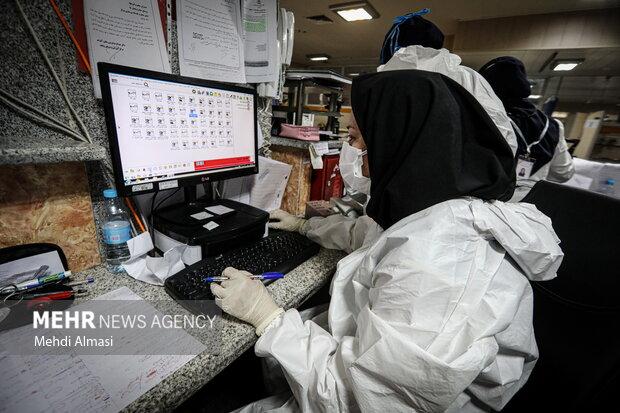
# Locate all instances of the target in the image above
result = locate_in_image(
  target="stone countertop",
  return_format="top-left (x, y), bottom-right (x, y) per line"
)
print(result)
top-left (72, 248), bottom-right (345, 412)
top-left (270, 136), bottom-right (344, 150)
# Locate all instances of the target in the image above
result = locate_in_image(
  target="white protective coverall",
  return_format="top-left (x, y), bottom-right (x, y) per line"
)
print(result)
top-left (511, 119), bottom-right (575, 201)
top-left (377, 45), bottom-right (519, 157)
top-left (243, 198), bottom-right (563, 412)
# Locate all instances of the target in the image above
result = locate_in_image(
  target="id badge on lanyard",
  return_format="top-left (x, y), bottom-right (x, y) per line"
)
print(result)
top-left (511, 117), bottom-right (549, 179)
top-left (516, 155), bottom-right (535, 178)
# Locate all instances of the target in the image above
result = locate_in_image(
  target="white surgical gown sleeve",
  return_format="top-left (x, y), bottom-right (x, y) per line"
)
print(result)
top-left (546, 120), bottom-right (575, 183)
top-left (255, 243), bottom-right (519, 412)
top-left (301, 214), bottom-right (380, 253)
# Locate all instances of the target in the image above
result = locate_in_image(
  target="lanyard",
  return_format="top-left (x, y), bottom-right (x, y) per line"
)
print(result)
top-left (510, 117), bottom-right (549, 155)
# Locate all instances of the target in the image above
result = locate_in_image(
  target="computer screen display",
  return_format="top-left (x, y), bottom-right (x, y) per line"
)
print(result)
top-left (99, 64), bottom-right (258, 195)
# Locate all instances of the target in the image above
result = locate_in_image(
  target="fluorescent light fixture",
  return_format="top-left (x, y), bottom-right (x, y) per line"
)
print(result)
top-left (553, 63), bottom-right (578, 71)
top-left (348, 73), bottom-right (359, 77)
top-left (330, 1), bottom-right (379, 22)
top-left (528, 94), bottom-right (542, 99)
top-left (307, 54), bottom-right (330, 62)
top-left (337, 8), bottom-right (372, 21)
top-left (552, 59), bottom-right (584, 71)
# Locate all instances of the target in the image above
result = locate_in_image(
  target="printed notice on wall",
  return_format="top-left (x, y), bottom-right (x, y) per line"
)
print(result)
top-left (242, 0), bottom-right (279, 83)
top-left (177, 0), bottom-right (246, 83)
top-left (84, 0), bottom-right (171, 98)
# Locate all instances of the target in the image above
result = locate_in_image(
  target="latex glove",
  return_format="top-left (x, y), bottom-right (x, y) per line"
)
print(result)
top-left (210, 267), bottom-right (284, 335)
top-left (269, 209), bottom-right (306, 232)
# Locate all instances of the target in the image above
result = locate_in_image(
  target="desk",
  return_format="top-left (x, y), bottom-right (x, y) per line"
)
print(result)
top-left (70, 248), bottom-right (345, 412)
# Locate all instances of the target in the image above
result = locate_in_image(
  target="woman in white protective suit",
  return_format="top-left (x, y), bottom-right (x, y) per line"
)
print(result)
top-left (479, 56), bottom-right (575, 201)
top-left (211, 70), bottom-right (564, 412)
top-left (377, 9), bottom-right (519, 157)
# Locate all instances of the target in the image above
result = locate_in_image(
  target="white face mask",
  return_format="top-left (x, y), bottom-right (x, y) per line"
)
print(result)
top-left (339, 142), bottom-right (371, 195)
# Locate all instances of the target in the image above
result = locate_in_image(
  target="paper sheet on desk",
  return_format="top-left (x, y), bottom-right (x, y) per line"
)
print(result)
top-left (84, 0), bottom-right (171, 98)
top-left (122, 232), bottom-right (186, 286)
top-left (0, 287), bottom-right (205, 413)
top-left (177, 0), bottom-right (246, 83)
top-left (222, 156), bottom-right (291, 211)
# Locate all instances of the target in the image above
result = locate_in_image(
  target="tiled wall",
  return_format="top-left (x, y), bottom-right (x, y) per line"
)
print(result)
top-left (0, 162), bottom-right (101, 271)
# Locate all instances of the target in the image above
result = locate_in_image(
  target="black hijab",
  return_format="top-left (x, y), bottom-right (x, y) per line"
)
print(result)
top-left (351, 70), bottom-right (515, 230)
top-left (479, 56), bottom-right (560, 173)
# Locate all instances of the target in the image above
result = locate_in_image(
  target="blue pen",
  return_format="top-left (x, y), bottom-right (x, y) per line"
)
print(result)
top-left (204, 272), bottom-right (284, 283)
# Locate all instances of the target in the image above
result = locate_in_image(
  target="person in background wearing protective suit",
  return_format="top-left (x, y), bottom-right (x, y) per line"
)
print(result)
top-left (378, 9), bottom-right (519, 157)
top-left (479, 56), bottom-right (575, 201)
top-left (211, 70), bottom-right (564, 412)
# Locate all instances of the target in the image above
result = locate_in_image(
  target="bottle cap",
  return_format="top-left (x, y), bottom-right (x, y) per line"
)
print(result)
top-left (103, 188), bottom-right (118, 198)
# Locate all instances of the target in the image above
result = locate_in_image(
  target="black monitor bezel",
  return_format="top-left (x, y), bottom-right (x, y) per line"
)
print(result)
top-left (99, 62), bottom-right (259, 197)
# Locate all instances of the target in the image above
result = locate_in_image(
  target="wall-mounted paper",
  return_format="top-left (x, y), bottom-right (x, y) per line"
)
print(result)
top-left (177, 0), bottom-right (246, 83)
top-left (243, 0), bottom-right (279, 83)
top-left (84, 0), bottom-right (171, 98)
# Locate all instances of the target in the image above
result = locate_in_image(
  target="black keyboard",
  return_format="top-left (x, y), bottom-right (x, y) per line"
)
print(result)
top-left (164, 230), bottom-right (320, 305)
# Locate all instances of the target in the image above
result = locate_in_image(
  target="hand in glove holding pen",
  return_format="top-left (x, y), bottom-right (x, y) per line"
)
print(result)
top-left (268, 209), bottom-right (306, 233)
top-left (210, 267), bottom-right (284, 336)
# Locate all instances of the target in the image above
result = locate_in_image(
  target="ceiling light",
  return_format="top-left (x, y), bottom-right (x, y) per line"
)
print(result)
top-left (552, 111), bottom-right (569, 119)
top-left (307, 54), bottom-right (330, 62)
top-left (528, 94), bottom-right (542, 99)
top-left (553, 63), bottom-right (578, 71)
top-left (337, 9), bottom-right (372, 21)
top-left (552, 59), bottom-right (584, 71)
top-left (330, 1), bottom-right (379, 22)
top-left (348, 73), bottom-right (359, 76)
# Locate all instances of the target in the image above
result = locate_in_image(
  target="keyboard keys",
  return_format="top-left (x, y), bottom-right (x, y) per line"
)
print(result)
top-left (164, 231), bottom-right (320, 307)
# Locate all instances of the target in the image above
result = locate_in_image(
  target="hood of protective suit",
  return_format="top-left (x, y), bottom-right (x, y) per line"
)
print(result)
top-left (378, 44), bottom-right (461, 73)
top-left (377, 45), bottom-right (519, 157)
top-left (470, 200), bottom-right (562, 281)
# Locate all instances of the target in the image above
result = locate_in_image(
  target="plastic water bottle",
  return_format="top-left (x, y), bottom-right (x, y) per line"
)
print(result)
top-left (600, 179), bottom-right (615, 197)
top-left (102, 189), bottom-right (131, 273)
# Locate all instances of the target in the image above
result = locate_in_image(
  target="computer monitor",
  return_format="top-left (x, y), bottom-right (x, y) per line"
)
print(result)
top-left (99, 63), bottom-right (258, 197)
